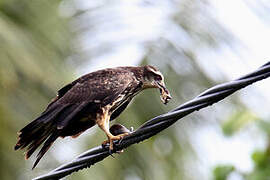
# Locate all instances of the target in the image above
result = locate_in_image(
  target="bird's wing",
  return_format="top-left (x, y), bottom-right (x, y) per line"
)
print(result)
top-left (46, 71), bottom-right (94, 108)
top-left (57, 69), bottom-right (136, 105)
top-left (55, 68), bottom-right (140, 128)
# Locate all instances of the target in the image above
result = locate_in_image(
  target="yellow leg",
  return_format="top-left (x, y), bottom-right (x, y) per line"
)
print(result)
top-left (96, 109), bottom-right (129, 150)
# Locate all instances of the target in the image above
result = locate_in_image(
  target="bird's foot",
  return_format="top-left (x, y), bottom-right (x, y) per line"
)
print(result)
top-left (102, 133), bottom-right (129, 152)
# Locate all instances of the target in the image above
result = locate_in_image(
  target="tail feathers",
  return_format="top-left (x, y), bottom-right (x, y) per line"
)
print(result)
top-left (18, 105), bottom-right (58, 135)
top-left (15, 122), bottom-right (54, 161)
top-left (14, 104), bottom-right (68, 151)
top-left (14, 103), bottom-right (85, 169)
top-left (14, 122), bottom-right (47, 151)
top-left (14, 105), bottom-right (70, 169)
top-left (25, 129), bottom-right (53, 159)
top-left (32, 132), bottom-right (59, 169)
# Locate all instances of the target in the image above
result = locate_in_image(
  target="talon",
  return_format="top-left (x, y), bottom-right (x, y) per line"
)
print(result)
top-left (102, 139), bottom-right (110, 146)
top-left (108, 149), bottom-right (115, 157)
top-left (101, 133), bottom-right (129, 154)
top-left (118, 138), bottom-right (123, 145)
top-left (109, 139), bottom-right (115, 151)
top-left (116, 132), bottom-right (129, 145)
top-left (102, 143), bottom-right (108, 149)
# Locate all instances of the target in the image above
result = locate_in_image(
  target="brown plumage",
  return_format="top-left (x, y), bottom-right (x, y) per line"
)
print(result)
top-left (14, 65), bottom-right (171, 169)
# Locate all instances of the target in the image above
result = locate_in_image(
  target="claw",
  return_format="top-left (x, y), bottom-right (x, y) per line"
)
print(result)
top-left (101, 139), bottom-right (115, 157)
top-left (101, 124), bottom-right (132, 155)
top-left (101, 133), bottom-right (129, 155)
top-left (108, 149), bottom-right (115, 158)
top-left (117, 138), bottom-right (123, 145)
top-left (117, 136), bottom-right (125, 145)
top-left (101, 143), bottom-right (107, 149)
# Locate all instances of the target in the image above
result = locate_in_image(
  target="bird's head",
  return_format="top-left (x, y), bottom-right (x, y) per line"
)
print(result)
top-left (142, 65), bottom-right (172, 104)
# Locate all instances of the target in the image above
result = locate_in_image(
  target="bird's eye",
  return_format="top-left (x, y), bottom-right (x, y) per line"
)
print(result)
top-left (155, 75), bottom-right (162, 81)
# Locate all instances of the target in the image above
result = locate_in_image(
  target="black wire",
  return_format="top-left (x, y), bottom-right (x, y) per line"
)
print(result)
top-left (33, 62), bottom-right (270, 180)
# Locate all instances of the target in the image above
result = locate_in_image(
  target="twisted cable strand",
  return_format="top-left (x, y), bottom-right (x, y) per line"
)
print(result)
top-left (34, 62), bottom-right (270, 180)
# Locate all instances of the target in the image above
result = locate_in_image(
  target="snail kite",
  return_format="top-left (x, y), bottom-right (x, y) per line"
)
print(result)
top-left (14, 65), bottom-right (171, 169)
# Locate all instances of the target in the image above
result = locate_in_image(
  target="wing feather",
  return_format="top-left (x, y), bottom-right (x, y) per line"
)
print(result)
top-left (57, 68), bottom-right (137, 106)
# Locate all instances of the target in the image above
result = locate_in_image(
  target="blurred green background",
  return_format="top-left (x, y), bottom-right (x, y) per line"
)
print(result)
top-left (1, 0), bottom-right (270, 179)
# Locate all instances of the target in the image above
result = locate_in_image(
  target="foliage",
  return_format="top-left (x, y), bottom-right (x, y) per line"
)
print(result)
top-left (214, 121), bottom-right (270, 180)
top-left (222, 110), bottom-right (259, 136)
top-left (213, 165), bottom-right (235, 180)
top-left (0, 0), bottom-right (73, 179)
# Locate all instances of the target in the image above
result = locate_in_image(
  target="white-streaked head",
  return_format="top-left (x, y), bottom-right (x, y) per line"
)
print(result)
top-left (142, 65), bottom-right (171, 104)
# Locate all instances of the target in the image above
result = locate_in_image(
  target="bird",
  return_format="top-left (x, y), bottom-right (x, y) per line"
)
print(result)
top-left (14, 65), bottom-right (171, 169)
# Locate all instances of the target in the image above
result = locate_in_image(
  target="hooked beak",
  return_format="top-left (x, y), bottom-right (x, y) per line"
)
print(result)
top-left (156, 82), bottom-right (171, 104)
